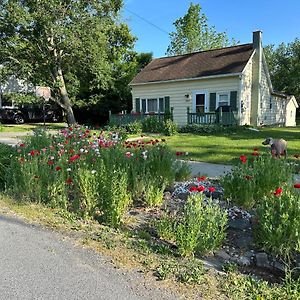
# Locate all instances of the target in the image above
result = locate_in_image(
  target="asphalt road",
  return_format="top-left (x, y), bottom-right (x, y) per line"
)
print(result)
top-left (0, 215), bottom-right (178, 300)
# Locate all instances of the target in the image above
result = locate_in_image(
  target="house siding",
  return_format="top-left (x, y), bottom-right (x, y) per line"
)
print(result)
top-left (131, 76), bottom-right (240, 126)
top-left (285, 98), bottom-right (297, 126)
top-left (240, 59), bottom-right (253, 125)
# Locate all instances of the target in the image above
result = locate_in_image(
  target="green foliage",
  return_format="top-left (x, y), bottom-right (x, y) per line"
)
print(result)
top-left (177, 259), bottom-right (204, 284)
top-left (157, 194), bottom-right (227, 257)
top-left (126, 121), bottom-right (143, 134)
top-left (163, 119), bottom-right (178, 136)
top-left (224, 271), bottom-right (300, 300)
top-left (265, 39), bottom-right (300, 102)
top-left (24, 128), bottom-right (52, 150)
top-left (0, 0), bottom-right (136, 123)
top-left (254, 189), bottom-right (300, 260)
top-left (0, 144), bottom-right (18, 190)
top-left (142, 117), bottom-right (164, 133)
top-left (166, 3), bottom-right (236, 56)
top-left (221, 155), bottom-right (293, 208)
top-left (179, 124), bottom-right (239, 135)
top-left (143, 181), bottom-right (165, 207)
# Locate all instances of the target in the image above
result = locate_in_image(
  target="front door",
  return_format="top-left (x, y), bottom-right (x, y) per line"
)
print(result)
top-left (192, 91), bottom-right (208, 113)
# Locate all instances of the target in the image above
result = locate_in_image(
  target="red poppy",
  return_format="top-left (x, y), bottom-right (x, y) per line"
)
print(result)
top-left (19, 143), bottom-right (26, 148)
top-left (252, 151), bottom-right (259, 157)
top-left (189, 186), bottom-right (198, 192)
top-left (208, 187), bottom-right (216, 193)
top-left (176, 151), bottom-right (184, 156)
top-left (253, 147), bottom-right (259, 151)
top-left (274, 187), bottom-right (283, 196)
top-left (197, 176), bottom-right (207, 182)
top-left (245, 175), bottom-right (253, 180)
top-left (19, 157), bottom-right (25, 163)
top-left (69, 154), bottom-right (80, 163)
top-left (294, 183), bottom-right (300, 189)
top-left (66, 178), bottom-right (73, 185)
top-left (197, 185), bottom-right (206, 192)
top-left (55, 166), bottom-right (62, 171)
top-left (69, 127), bottom-right (73, 131)
top-left (293, 154), bottom-right (299, 159)
top-left (239, 155), bottom-right (247, 164)
top-left (47, 160), bottom-right (54, 165)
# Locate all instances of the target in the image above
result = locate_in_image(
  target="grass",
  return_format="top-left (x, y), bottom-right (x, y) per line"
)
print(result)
top-left (0, 122), bottom-right (67, 133)
top-left (159, 126), bottom-right (300, 164)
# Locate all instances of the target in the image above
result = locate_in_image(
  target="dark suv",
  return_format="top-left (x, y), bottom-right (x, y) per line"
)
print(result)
top-left (0, 103), bottom-right (63, 124)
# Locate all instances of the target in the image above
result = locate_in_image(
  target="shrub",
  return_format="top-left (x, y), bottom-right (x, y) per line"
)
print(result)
top-left (156, 193), bottom-right (227, 257)
top-left (126, 121), bottom-right (142, 134)
top-left (142, 117), bottom-right (164, 133)
top-left (0, 143), bottom-right (17, 190)
top-left (254, 188), bottom-right (300, 260)
top-left (162, 119), bottom-right (178, 136)
top-left (221, 154), bottom-right (293, 208)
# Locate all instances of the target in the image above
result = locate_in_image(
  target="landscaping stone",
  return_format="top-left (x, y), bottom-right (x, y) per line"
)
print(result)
top-left (272, 261), bottom-right (286, 273)
top-left (163, 191), bottom-right (172, 201)
top-left (214, 250), bottom-right (231, 261)
top-left (235, 235), bottom-right (253, 249)
top-left (255, 252), bottom-right (269, 268)
top-left (228, 219), bottom-right (251, 230)
top-left (236, 256), bottom-right (251, 266)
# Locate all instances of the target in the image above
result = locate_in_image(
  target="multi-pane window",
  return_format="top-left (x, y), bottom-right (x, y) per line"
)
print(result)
top-left (147, 98), bottom-right (158, 113)
top-left (140, 98), bottom-right (165, 113)
top-left (217, 93), bottom-right (229, 107)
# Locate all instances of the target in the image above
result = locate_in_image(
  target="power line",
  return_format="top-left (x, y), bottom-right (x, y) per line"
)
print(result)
top-left (124, 7), bottom-right (170, 36)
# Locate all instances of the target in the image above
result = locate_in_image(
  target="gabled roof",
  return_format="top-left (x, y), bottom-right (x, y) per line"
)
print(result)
top-left (131, 44), bottom-right (254, 85)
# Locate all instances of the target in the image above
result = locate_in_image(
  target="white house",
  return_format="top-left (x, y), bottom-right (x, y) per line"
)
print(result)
top-left (130, 31), bottom-right (298, 127)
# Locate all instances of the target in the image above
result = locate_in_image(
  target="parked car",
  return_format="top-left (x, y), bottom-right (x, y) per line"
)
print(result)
top-left (0, 102), bottom-right (63, 124)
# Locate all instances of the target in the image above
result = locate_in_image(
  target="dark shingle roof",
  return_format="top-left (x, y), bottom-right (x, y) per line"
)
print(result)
top-left (131, 44), bottom-right (254, 85)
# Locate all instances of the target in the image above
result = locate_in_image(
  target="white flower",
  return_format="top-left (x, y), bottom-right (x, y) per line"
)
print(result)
top-left (84, 150), bottom-right (88, 153)
top-left (66, 168), bottom-right (72, 172)
top-left (50, 156), bottom-right (55, 160)
top-left (91, 170), bottom-right (97, 174)
top-left (80, 148), bottom-right (84, 153)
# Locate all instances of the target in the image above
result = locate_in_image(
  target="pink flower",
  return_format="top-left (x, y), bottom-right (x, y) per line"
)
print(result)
top-left (189, 186), bottom-right (198, 192)
top-left (274, 187), bottom-right (283, 196)
top-left (125, 152), bottom-right (132, 158)
top-left (252, 151), bottom-right (259, 157)
top-left (69, 154), bottom-right (80, 163)
top-left (55, 166), bottom-right (62, 171)
top-left (239, 155), bottom-right (247, 164)
top-left (47, 160), bottom-right (54, 166)
top-left (66, 178), bottom-right (73, 185)
top-left (208, 187), bottom-right (216, 193)
top-left (197, 185), bottom-right (206, 192)
top-left (197, 176), bottom-right (207, 182)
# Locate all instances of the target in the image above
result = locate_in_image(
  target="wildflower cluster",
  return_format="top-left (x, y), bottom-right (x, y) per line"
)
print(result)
top-left (5, 126), bottom-right (189, 227)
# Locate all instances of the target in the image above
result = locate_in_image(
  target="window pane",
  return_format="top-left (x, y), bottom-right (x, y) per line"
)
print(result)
top-left (196, 106), bottom-right (204, 113)
top-left (196, 94), bottom-right (205, 105)
top-left (147, 99), bottom-right (157, 112)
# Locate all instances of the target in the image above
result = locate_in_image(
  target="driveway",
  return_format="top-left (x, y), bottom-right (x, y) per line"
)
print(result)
top-left (0, 214), bottom-right (178, 300)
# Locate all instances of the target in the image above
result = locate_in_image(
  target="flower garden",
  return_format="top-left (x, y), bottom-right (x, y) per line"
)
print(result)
top-left (0, 125), bottom-right (299, 298)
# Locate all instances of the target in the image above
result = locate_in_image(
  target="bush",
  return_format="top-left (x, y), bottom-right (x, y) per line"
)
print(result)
top-left (156, 193), bottom-right (227, 257)
top-left (221, 154), bottom-right (293, 208)
top-left (142, 117), bottom-right (164, 133)
top-left (0, 144), bottom-right (17, 190)
top-left (126, 121), bottom-right (142, 134)
top-left (163, 119), bottom-right (178, 136)
top-left (179, 124), bottom-right (240, 135)
top-left (254, 188), bottom-right (300, 260)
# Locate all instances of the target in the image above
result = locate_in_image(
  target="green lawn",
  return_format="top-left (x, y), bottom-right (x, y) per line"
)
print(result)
top-left (161, 126), bottom-right (300, 164)
top-left (0, 122), bottom-right (67, 133)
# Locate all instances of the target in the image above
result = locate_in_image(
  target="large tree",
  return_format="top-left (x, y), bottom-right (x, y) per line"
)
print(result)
top-left (0, 0), bottom-right (135, 124)
top-left (166, 3), bottom-right (236, 56)
top-left (264, 39), bottom-right (300, 102)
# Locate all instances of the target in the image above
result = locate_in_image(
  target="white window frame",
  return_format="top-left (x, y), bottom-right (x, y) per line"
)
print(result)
top-left (192, 90), bottom-right (208, 113)
top-left (140, 98), bottom-right (165, 113)
top-left (216, 92), bottom-right (230, 109)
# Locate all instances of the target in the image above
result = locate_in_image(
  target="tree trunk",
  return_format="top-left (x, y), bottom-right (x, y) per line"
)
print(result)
top-left (57, 67), bottom-right (76, 125)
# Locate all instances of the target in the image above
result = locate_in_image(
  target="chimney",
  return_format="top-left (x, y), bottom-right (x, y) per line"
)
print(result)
top-left (253, 30), bottom-right (262, 51)
top-left (250, 30), bottom-right (263, 126)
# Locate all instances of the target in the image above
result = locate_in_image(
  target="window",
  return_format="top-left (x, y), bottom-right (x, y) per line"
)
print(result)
top-left (269, 96), bottom-right (273, 110)
top-left (195, 94), bottom-right (205, 113)
top-left (147, 98), bottom-right (158, 113)
top-left (217, 92), bottom-right (229, 108)
top-left (140, 98), bottom-right (165, 113)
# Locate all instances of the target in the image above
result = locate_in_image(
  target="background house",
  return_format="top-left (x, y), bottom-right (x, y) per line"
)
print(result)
top-left (130, 31), bottom-right (298, 127)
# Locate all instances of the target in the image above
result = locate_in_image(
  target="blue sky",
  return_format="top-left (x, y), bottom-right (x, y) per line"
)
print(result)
top-left (122, 0), bottom-right (300, 58)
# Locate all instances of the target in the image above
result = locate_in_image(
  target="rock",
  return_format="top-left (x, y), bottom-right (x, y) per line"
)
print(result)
top-left (228, 219), bottom-right (251, 230)
top-left (235, 236), bottom-right (253, 249)
top-left (236, 256), bottom-right (251, 266)
top-left (255, 252), bottom-right (269, 268)
top-left (273, 261), bottom-right (286, 273)
top-left (163, 191), bottom-right (172, 200)
top-left (214, 250), bottom-right (231, 261)
top-left (243, 251), bottom-right (255, 259)
top-left (176, 192), bottom-right (189, 201)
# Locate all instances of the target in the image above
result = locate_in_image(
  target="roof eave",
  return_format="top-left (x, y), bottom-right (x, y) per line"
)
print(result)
top-left (130, 72), bottom-right (242, 87)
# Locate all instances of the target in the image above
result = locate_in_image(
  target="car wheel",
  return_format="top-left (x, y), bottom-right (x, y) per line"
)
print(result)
top-left (14, 114), bottom-right (25, 124)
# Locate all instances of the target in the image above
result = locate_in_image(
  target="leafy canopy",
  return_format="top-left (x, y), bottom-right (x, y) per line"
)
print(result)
top-left (166, 3), bottom-right (236, 56)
